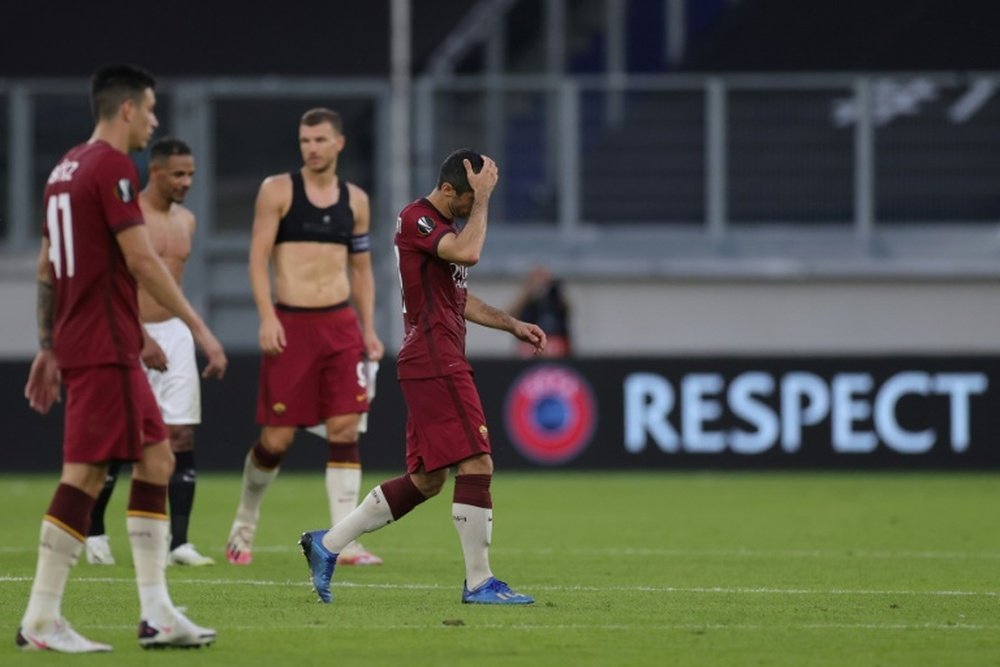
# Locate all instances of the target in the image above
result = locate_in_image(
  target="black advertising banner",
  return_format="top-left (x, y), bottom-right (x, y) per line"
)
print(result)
top-left (4, 356), bottom-right (999, 471)
top-left (475, 357), bottom-right (999, 470)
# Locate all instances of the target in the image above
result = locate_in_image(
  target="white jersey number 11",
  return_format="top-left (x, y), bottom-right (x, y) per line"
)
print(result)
top-left (46, 193), bottom-right (75, 278)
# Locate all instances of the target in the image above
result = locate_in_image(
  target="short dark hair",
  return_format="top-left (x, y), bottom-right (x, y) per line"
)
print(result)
top-left (150, 137), bottom-right (192, 161)
top-left (437, 148), bottom-right (484, 195)
top-left (300, 107), bottom-right (343, 133)
top-left (91, 64), bottom-right (156, 120)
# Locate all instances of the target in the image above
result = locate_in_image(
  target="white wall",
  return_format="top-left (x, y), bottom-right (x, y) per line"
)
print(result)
top-left (4, 257), bottom-right (1000, 358)
top-left (465, 276), bottom-right (1000, 357)
top-left (0, 256), bottom-right (40, 358)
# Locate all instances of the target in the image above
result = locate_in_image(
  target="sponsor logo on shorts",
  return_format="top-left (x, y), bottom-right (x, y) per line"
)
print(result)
top-left (478, 424), bottom-right (489, 440)
top-left (504, 364), bottom-right (597, 465)
top-left (272, 402), bottom-right (287, 415)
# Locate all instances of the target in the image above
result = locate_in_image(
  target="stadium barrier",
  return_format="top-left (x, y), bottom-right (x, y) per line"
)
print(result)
top-left (5, 355), bottom-right (997, 472)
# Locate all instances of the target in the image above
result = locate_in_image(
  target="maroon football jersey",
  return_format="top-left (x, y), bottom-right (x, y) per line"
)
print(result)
top-left (394, 198), bottom-right (473, 379)
top-left (42, 140), bottom-right (145, 369)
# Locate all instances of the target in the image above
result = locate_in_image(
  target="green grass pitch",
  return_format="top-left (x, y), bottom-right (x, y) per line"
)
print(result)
top-left (1, 470), bottom-right (998, 666)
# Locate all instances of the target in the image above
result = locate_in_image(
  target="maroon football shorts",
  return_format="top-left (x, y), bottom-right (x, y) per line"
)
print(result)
top-left (62, 364), bottom-right (167, 463)
top-left (401, 371), bottom-right (492, 473)
top-left (256, 303), bottom-right (368, 426)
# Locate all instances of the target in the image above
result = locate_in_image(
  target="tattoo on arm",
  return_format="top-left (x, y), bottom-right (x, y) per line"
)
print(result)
top-left (37, 281), bottom-right (54, 350)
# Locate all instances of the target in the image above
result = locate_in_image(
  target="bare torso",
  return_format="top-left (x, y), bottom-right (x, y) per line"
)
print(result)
top-left (271, 172), bottom-right (356, 307)
top-left (138, 195), bottom-right (194, 323)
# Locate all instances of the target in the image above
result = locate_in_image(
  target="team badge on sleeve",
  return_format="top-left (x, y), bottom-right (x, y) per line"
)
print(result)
top-left (115, 178), bottom-right (134, 203)
top-left (416, 216), bottom-right (435, 237)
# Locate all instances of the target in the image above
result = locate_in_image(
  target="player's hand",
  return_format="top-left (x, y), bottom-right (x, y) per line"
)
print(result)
top-left (512, 321), bottom-right (547, 355)
top-left (364, 330), bottom-right (384, 362)
top-left (259, 316), bottom-right (287, 355)
top-left (141, 334), bottom-right (168, 372)
top-left (24, 349), bottom-right (61, 414)
top-left (465, 156), bottom-right (498, 198)
top-left (193, 327), bottom-right (228, 379)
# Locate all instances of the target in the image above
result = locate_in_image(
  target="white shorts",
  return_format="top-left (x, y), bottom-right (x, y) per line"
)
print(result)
top-left (143, 318), bottom-right (201, 425)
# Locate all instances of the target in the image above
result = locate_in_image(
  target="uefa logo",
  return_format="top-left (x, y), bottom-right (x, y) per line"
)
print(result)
top-left (504, 364), bottom-right (597, 465)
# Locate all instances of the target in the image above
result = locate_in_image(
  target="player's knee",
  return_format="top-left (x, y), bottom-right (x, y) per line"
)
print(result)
top-left (325, 414), bottom-right (359, 442)
top-left (155, 449), bottom-right (176, 480)
top-left (423, 481), bottom-right (445, 497)
top-left (169, 425), bottom-right (195, 453)
top-left (261, 427), bottom-right (295, 453)
top-left (136, 442), bottom-right (175, 484)
top-left (61, 463), bottom-right (111, 498)
top-left (412, 470), bottom-right (447, 497)
top-left (456, 453), bottom-right (493, 476)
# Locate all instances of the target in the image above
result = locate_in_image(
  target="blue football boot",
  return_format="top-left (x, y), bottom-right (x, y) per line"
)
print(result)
top-left (298, 530), bottom-right (338, 603)
top-left (461, 577), bottom-right (535, 605)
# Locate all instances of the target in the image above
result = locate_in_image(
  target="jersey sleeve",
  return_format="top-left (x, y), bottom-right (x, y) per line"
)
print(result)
top-left (96, 153), bottom-right (144, 232)
top-left (400, 207), bottom-right (453, 256)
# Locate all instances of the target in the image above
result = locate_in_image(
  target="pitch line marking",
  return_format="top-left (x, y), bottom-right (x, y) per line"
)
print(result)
top-left (259, 546), bottom-right (1000, 560)
top-left (0, 576), bottom-right (996, 597)
top-left (3, 545), bottom-right (999, 561)
top-left (76, 622), bottom-right (1000, 632)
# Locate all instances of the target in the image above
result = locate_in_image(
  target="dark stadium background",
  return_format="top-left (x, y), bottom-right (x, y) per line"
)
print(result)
top-left (4, 0), bottom-right (1000, 472)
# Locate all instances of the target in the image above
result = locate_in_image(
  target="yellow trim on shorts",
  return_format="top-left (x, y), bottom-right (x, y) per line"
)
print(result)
top-left (126, 510), bottom-right (168, 520)
top-left (326, 461), bottom-right (362, 469)
top-left (43, 515), bottom-right (85, 542)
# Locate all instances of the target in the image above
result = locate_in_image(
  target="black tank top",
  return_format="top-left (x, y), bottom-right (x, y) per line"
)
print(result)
top-left (275, 171), bottom-right (353, 245)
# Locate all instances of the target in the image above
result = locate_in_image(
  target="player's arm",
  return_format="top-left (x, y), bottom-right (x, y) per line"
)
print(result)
top-left (185, 205), bottom-right (197, 241)
top-left (248, 177), bottom-right (286, 355)
top-left (117, 225), bottom-right (227, 379)
top-left (35, 238), bottom-right (54, 352)
top-left (465, 291), bottom-right (546, 353)
top-left (24, 238), bottom-right (61, 414)
top-left (347, 185), bottom-right (384, 361)
top-left (437, 156), bottom-right (498, 266)
top-left (141, 324), bottom-right (167, 372)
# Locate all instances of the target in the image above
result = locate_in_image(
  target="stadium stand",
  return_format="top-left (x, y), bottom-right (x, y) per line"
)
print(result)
top-left (685, 0), bottom-right (1000, 72)
top-left (5, 0), bottom-right (1000, 359)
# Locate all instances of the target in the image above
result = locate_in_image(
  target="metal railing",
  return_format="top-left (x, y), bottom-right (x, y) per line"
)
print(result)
top-left (4, 72), bottom-right (1000, 349)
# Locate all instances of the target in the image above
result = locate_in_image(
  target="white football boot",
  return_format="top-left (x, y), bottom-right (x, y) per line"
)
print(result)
top-left (168, 543), bottom-right (215, 566)
top-left (225, 521), bottom-right (255, 565)
top-left (138, 607), bottom-right (216, 649)
top-left (84, 535), bottom-right (115, 565)
top-left (16, 618), bottom-right (112, 653)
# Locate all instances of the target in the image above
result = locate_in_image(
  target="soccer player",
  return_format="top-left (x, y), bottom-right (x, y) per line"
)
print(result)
top-left (18, 64), bottom-right (226, 652)
top-left (299, 149), bottom-right (546, 605)
top-left (84, 138), bottom-right (214, 567)
top-left (225, 108), bottom-right (384, 567)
